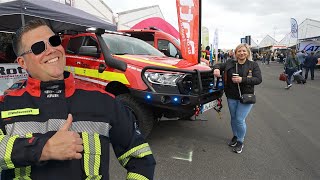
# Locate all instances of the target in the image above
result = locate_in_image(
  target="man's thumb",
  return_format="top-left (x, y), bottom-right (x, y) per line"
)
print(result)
top-left (60, 114), bottom-right (73, 131)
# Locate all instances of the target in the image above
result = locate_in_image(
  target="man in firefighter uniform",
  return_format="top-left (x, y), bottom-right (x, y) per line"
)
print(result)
top-left (0, 19), bottom-right (156, 179)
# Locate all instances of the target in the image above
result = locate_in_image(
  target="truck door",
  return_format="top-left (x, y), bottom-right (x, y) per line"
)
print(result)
top-left (65, 36), bottom-right (101, 82)
top-left (76, 36), bottom-right (101, 81)
top-left (65, 36), bottom-right (85, 75)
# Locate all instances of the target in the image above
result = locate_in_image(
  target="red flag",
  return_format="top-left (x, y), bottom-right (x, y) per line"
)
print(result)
top-left (176, 0), bottom-right (199, 65)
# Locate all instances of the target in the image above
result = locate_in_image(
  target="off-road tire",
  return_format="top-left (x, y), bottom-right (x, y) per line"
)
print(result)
top-left (116, 94), bottom-right (154, 137)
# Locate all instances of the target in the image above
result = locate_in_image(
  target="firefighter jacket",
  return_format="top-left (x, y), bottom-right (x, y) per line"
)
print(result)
top-left (0, 72), bottom-right (156, 180)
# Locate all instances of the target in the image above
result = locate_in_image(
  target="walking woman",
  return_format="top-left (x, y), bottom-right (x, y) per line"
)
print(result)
top-left (213, 43), bottom-right (262, 153)
top-left (284, 49), bottom-right (299, 89)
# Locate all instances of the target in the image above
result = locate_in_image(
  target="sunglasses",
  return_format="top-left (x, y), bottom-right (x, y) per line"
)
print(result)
top-left (19, 35), bottom-right (62, 56)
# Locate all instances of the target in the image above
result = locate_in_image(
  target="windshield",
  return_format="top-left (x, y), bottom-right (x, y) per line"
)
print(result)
top-left (102, 34), bottom-right (165, 56)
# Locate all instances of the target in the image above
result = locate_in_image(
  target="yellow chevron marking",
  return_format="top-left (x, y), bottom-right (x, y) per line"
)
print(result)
top-left (115, 55), bottom-right (177, 68)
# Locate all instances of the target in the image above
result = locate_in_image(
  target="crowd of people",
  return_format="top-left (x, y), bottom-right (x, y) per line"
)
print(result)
top-left (283, 49), bottom-right (318, 89)
top-left (230, 48), bottom-right (319, 89)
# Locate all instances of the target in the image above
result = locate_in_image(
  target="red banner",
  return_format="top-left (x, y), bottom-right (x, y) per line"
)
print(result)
top-left (176, 0), bottom-right (199, 65)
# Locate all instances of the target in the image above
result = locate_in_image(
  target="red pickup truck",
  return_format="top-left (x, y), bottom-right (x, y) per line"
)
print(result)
top-left (62, 30), bottom-right (223, 137)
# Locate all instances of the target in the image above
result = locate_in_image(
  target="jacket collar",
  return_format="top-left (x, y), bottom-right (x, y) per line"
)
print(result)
top-left (25, 71), bottom-right (75, 97)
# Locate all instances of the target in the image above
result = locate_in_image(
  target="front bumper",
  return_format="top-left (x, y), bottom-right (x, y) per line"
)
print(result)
top-left (130, 88), bottom-right (223, 112)
top-left (135, 65), bottom-right (224, 112)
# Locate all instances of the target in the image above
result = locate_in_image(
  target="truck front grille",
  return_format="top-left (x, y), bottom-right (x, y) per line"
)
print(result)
top-left (177, 71), bottom-right (215, 95)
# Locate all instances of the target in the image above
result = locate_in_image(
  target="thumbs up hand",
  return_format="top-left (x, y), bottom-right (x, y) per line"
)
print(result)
top-left (40, 114), bottom-right (83, 161)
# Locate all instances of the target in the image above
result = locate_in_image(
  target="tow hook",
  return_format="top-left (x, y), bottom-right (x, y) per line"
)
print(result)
top-left (195, 105), bottom-right (200, 116)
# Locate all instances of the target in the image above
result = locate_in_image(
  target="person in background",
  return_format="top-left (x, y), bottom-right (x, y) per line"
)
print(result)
top-left (0, 19), bottom-right (155, 180)
top-left (296, 50), bottom-right (306, 75)
top-left (266, 51), bottom-right (271, 65)
top-left (261, 53), bottom-right (266, 64)
top-left (228, 50), bottom-right (234, 60)
top-left (213, 43), bottom-right (262, 154)
top-left (284, 49), bottom-right (299, 89)
top-left (304, 51), bottom-right (318, 80)
top-left (278, 52), bottom-right (285, 64)
top-left (223, 52), bottom-right (228, 63)
top-left (205, 46), bottom-right (210, 60)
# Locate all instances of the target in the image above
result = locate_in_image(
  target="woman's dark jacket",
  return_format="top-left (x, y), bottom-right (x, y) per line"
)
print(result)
top-left (213, 59), bottom-right (262, 100)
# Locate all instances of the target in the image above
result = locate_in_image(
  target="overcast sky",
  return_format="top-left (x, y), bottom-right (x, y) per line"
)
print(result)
top-left (104, 0), bottom-right (320, 49)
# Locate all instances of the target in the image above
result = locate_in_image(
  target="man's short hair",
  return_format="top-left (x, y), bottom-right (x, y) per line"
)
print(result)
top-left (12, 19), bottom-right (49, 56)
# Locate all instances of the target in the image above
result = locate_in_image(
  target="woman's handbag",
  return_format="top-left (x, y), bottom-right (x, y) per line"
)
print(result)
top-left (279, 72), bottom-right (287, 81)
top-left (236, 63), bottom-right (256, 104)
top-left (239, 93), bottom-right (256, 104)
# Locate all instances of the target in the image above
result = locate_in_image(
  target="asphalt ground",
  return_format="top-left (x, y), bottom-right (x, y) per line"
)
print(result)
top-left (110, 61), bottom-right (320, 180)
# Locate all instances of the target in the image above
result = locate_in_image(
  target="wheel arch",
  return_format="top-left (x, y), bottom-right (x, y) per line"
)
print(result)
top-left (105, 81), bottom-right (129, 96)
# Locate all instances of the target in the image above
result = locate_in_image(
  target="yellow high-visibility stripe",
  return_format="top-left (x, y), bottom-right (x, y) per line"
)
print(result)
top-left (82, 132), bottom-right (90, 177)
top-left (0, 135), bottom-right (5, 142)
top-left (4, 135), bottom-right (19, 169)
top-left (115, 55), bottom-right (177, 69)
top-left (121, 150), bottom-right (153, 168)
top-left (14, 133), bottom-right (33, 180)
top-left (0, 135), bottom-right (5, 171)
top-left (1, 108), bottom-right (39, 119)
top-left (127, 172), bottom-right (149, 180)
top-left (0, 129), bottom-right (4, 135)
top-left (118, 143), bottom-right (150, 161)
top-left (99, 70), bottom-right (129, 85)
top-left (83, 132), bottom-right (102, 180)
top-left (72, 66), bottom-right (129, 85)
top-left (93, 133), bottom-right (101, 176)
top-left (118, 143), bottom-right (152, 167)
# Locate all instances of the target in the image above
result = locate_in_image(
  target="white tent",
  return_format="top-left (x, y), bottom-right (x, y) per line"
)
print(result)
top-left (116, 5), bottom-right (164, 30)
top-left (259, 35), bottom-right (278, 48)
top-left (69, 0), bottom-right (115, 24)
top-left (279, 18), bottom-right (320, 47)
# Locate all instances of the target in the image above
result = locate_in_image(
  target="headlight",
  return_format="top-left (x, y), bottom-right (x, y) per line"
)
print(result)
top-left (144, 72), bottom-right (183, 86)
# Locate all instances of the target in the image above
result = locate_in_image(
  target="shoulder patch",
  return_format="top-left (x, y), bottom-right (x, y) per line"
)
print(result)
top-left (1, 108), bottom-right (40, 119)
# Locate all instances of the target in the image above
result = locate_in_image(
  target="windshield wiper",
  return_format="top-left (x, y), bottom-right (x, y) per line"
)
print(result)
top-left (114, 53), bottom-right (129, 55)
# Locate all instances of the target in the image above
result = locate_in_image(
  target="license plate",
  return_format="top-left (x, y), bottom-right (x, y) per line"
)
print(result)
top-left (201, 100), bottom-right (218, 113)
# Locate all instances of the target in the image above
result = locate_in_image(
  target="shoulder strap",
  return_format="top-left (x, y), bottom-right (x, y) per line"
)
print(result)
top-left (236, 63), bottom-right (242, 97)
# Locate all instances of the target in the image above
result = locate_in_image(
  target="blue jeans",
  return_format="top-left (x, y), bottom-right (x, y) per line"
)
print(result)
top-left (285, 67), bottom-right (296, 85)
top-left (227, 98), bottom-right (254, 143)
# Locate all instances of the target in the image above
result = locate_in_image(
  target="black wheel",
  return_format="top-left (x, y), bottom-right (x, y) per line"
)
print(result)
top-left (116, 94), bottom-right (154, 137)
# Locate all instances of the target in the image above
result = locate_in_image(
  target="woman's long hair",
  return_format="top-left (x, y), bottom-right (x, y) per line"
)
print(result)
top-left (234, 43), bottom-right (253, 61)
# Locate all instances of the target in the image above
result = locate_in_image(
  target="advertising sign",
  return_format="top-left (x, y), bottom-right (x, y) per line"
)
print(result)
top-left (176, 0), bottom-right (199, 65)
top-left (299, 40), bottom-right (320, 54)
top-left (0, 63), bottom-right (28, 95)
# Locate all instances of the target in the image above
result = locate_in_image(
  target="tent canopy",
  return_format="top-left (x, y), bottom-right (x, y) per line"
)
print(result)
top-left (131, 17), bottom-right (179, 39)
top-left (0, 0), bottom-right (116, 33)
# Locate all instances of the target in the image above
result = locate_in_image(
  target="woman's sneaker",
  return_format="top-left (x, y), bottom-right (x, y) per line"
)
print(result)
top-left (228, 136), bottom-right (237, 147)
top-left (285, 84), bottom-right (292, 89)
top-left (233, 141), bottom-right (244, 154)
